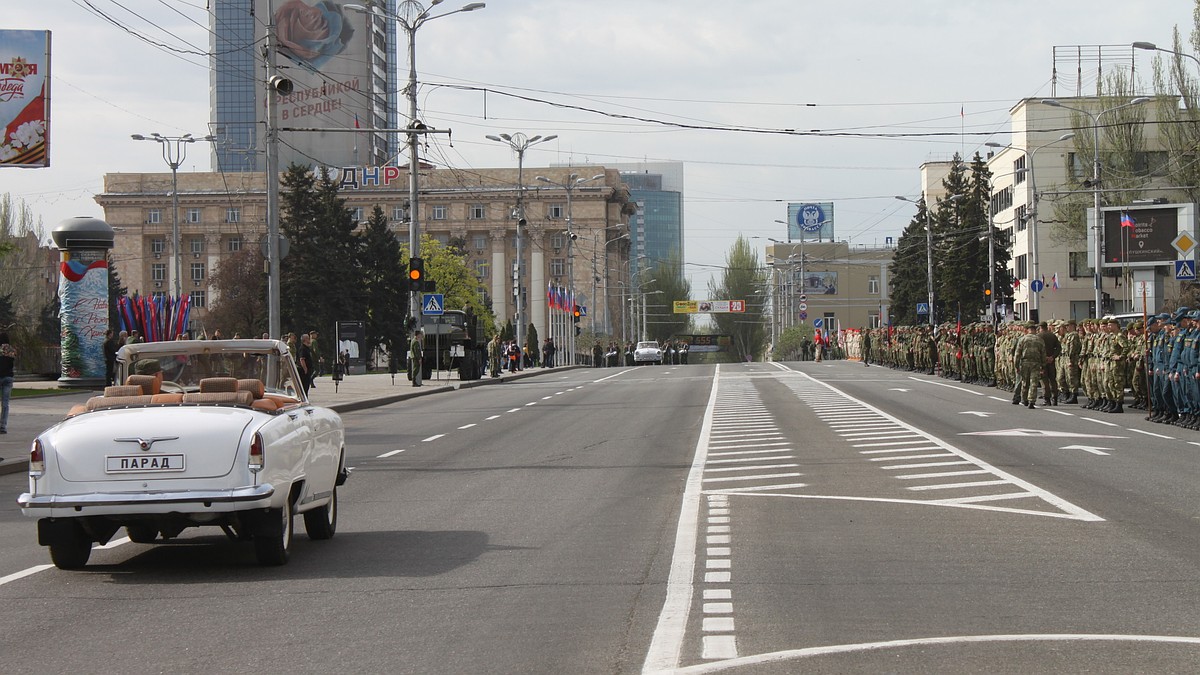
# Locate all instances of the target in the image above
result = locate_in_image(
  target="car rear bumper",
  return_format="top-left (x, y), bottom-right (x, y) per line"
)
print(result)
top-left (17, 483), bottom-right (275, 510)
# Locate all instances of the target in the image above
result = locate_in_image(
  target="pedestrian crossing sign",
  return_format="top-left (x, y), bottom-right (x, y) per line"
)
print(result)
top-left (1176, 260), bottom-right (1197, 281)
top-left (422, 293), bottom-right (445, 315)
top-left (916, 303), bottom-right (930, 315)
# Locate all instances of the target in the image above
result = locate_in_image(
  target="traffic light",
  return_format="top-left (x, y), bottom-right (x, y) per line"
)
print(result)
top-left (573, 304), bottom-right (581, 323)
top-left (408, 257), bottom-right (425, 290)
top-left (575, 326), bottom-right (581, 336)
top-left (984, 287), bottom-right (992, 297)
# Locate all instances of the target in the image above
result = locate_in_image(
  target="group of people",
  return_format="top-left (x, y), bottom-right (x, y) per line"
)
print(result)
top-left (854, 312), bottom-right (1200, 422)
top-left (590, 340), bottom-right (691, 367)
top-left (485, 335), bottom-right (558, 378)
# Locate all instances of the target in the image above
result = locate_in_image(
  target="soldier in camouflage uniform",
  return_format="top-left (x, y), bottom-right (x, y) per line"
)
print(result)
top-left (1057, 320), bottom-right (1081, 404)
top-left (1014, 322), bottom-right (1047, 409)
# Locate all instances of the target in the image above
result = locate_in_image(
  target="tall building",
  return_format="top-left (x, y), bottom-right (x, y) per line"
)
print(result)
top-left (608, 162), bottom-right (684, 283)
top-left (208, 0), bottom-right (396, 172)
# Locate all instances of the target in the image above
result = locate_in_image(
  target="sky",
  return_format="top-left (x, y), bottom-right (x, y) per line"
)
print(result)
top-left (4, 0), bottom-right (1198, 295)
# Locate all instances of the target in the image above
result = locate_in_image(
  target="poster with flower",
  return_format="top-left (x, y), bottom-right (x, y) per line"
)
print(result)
top-left (0, 30), bottom-right (50, 168)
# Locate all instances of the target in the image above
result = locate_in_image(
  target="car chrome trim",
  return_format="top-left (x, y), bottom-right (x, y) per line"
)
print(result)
top-left (16, 484), bottom-right (275, 509)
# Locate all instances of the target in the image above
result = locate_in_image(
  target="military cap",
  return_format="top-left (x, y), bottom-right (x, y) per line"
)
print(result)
top-left (1066, 319), bottom-right (1077, 326)
top-left (1174, 307), bottom-right (1191, 320)
top-left (1189, 310), bottom-right (1200, 320)
top-left (133, 358), bottom-right (162, 375)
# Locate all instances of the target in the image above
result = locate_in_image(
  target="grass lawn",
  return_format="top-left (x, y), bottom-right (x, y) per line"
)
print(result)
top-left (10, 388), bottom-right (80, 399)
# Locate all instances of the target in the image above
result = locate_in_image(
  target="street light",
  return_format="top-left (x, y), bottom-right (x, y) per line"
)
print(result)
top-left (347, 1), bottom-right (486, 330)
top-left (986, 132), bottom-right (1075, 323)
top-left (1133, 41), bottom-right (1200, 69)
top-left (131, 132), bottom-right (215, 304)
top-left (486, 132), bottom-right (556, 353)
top-left (1040, 96), bottom-right (1150, 317)
top-left (536, 172), bottom-right (606, 363)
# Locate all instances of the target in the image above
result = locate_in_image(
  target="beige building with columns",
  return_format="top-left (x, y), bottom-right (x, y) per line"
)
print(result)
top-left (94, 166), bottom-right (635, 337)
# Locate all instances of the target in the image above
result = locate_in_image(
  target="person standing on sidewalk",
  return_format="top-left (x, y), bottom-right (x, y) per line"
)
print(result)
top-left (297, 332), bottom-right (315, 397)
top-left (0, 332), bottom-right (15, 434)
top-left (409, 330), bottom-right (424, 387)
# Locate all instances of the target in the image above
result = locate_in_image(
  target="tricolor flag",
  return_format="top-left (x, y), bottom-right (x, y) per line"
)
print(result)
top-left (1121, 212), bottom-right (1135, 229)
top-left (547, 281), bottom-right (555, 310)
top-left (354, 113), bottom-right (360, 129)
top-left (1051, 273), bottom-right (1060, 290)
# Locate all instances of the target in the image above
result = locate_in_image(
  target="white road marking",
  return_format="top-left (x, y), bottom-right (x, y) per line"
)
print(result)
top-left (868, 453), bottom-right (954, 462)
top-left (703, 589), bottom-right (732, 600)
top-left (709, 449), bottom-right (793, 457)
top-left (881, 460), bottom-right (974, 470)
top-left (988, 396), bottom-right (1010, 402)
top-left (852, 439), bottom-right (934, 447)
top-left (895, 469), bottom-right (990, 480)
top-left (704, 441), bottom-right (791, 450)
top-left (702, 472), bottom-right (804, 483)
top-left (860, 447), bottom-right (941, 454)
top-left (1129, 428), bottom-right (1174, 439)
top-left (458, 424), bottom-right (476, 430)
top-left (421, 434), bottom-right (444, 442)
top-left (906, 479), bottom-right (1010, 491)
top-left (377, 449), bottom-right (405, 458)
top-left (485, 415), bottom-right (501, 420)
top-left (707, 456), bottom-right (793, 464)
top-left (507, 408), bottom-right (521, 413)
top-left (525, 402), bottom-right (538, 407)
top-left (96, 536), bottom-right (130, 550)
top-left (909, 377), bottom-right (986, 395)
top-left (0, 564), bottom-right (53, 587)
top-left (1059, 444), bottom-right (1111, 456)
top-left (1044, 409), bottom-right (1075, 416)
top-left (704, 464), bottom-right (799, 473)
top-left (1081, 417), bottom-right (1119, 427)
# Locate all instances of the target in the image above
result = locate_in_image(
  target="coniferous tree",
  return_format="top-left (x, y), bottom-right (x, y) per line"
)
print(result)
top-left (358, 205), bottom-right (408, 362)
top-left (107, 253), bottom-right (128, 332)
top-left (889, 200), bottom-right (933, 326)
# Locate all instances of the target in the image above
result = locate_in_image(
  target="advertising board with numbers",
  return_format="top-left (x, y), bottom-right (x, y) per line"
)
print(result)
top-left (674, 334), bottom-right (732, 353)
top-left (675, 300), bottom-right (746, 314)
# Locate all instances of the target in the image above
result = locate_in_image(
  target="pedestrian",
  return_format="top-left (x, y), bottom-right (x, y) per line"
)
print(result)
top-left (542, 337), bottom-right (556, 368)
top-left (297, 332), bottom-right (315, 396)
top-left (489, 334), bottom-right (503, 377)
top-left (103, 328), bottom-right (121, 386)
top-left (860, 327), bottom-right (871, 367)
top-left (1014, 322), bottom-right (1046, 409)
top-left (409, 329), bottom-right (424, 387)
top-left (1038, 321), bottom-right (1061, 405)
top-left (0, 332), bottom-right (15, 434)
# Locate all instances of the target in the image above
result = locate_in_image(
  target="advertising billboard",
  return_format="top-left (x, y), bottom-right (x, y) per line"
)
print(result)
top-left (0, 30), bottom-right (50, 168)
top-left (786, 202), bottom-right (834, 241)
top-left (1097, 204), bottom-right (1195, 268)
top-left (799, 270), bottom-right (838, 295)
top-left (251, 0), bottom-right (378, 169)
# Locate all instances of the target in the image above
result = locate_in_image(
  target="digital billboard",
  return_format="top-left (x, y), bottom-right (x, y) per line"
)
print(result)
top-left (786, 202), bottom-right (834, 241)
top-left (0, 30), bottom-right (50, 168)
top-left (1095, 203), bottom-right (1196, 268)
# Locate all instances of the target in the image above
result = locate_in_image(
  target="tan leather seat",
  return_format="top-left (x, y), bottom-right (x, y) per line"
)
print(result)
top-left (125, 374), bottom-right (162, 396)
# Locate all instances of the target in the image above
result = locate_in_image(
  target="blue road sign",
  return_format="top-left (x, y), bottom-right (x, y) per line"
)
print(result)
top-left (422, 293), bottom-right (445, 316)
top-left (799, 311), bottom-right (808, 320)
top-left (1030, 279), bottom-right (1044, 293)
top-left (1176, 259), bottom-right (1197, 281)
top-left (813, 318), bottom-right (823, 328)
top-left (579, 305), bottom-right (588, 317)
top-left (916, 303), bottom-right (930, 315)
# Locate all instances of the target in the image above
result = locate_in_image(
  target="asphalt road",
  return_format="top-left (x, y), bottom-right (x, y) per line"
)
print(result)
top-left (3, 361), bottom-right (1200, 673)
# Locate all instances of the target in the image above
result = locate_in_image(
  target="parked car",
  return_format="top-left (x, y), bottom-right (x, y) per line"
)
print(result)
top-left (633, 341), bottom-right (664, 365)
top-left (17, 339), bottom-right (348, 569)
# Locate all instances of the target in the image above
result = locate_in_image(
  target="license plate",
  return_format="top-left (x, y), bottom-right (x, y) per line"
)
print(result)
top-left (105, 454), bottom-right (186, 473)
top-left (451, 345), bottom-right (464, 357)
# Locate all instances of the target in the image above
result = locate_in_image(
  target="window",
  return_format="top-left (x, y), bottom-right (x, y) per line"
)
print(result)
top-left (1015, 204), bottom-right (1028, 233)
top-left (185, 208), bottom-right (201, 223)
top-left (551, 233), bottom-right (566, 250)
top-left (227, 237), bottom-right (242, 252)
top-left (868, 275), bottom-right (879, 295)
top-left (431, 205), bottom-right (447, 220)
top-left (191, 262), bottom-right (206, 281)
top-left (548, 203), bottom-right (565, 219)
top-left (191, 238), bottom-right (203, 254)
top-left (474, 259), bottom-right (489, 278)
top-left (152, 291), bottom-right (166, 301)
top-left (226, 207), bottom-right (240, 223)
top-left (147, 209), bottom-right (162, 224)
top-left (869, 312), bottom-right (881, 329)
top-left (393, 205), bottom-right (406, 222)
top-left (152, 238), bottom-right (165, 254)
top-left (468, 204), bottom-right (485, 220)
top-left (1015, 253), bottom-right (1028, 280)
top-left (351, 207), bottom-right (363, 222)
top-left (550, 258), bottom-right (565, 276)
top-left (151, 263), bottom-right (166, 281)
top-left (823, 312), bottom-right (837, 329)
top-left (1068, 251), bottom-right (1092, 279)
top-left (189, 290), bottom-right (207, 308)
top-left (473, 235), bottom-right (486, 251)
top-left (1013, 155), bottom-right (1027, 185)
top-left (990, 186), bottom-right (1013, 214)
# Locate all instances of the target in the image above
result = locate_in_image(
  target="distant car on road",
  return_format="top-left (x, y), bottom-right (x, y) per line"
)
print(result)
top-left (17, 339), bottom-right (348, 569)
top-left (633, 341), bottom-right (663, 365)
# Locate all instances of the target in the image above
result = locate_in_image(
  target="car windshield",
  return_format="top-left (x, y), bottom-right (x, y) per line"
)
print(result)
top-left (116, 339), bottom-right (302, 397)
top-left (637, 342), bottom-right (658, 350)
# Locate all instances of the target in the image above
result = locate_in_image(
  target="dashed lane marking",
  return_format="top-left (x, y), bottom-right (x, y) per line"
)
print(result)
top-left (377, 449), bottom-right (405, 458)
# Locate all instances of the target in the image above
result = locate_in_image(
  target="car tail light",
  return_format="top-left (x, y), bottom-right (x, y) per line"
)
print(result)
top-left (29, 439), bottom-right (45, 477)
top-left (249, 432), bottom-right (265, 473)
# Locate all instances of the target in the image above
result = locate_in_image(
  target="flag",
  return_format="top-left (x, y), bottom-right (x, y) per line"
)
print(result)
top-left (1013, 278), bottom-right (1021, 290)
top-left (547, 281), bottom-right (555, 310)
top-left (1051, 273), bottom-right (1059, 290)
top-left (354, 113), bottom-right (360, 129)
top-left (1121, 212), bottom-right (1135, 229)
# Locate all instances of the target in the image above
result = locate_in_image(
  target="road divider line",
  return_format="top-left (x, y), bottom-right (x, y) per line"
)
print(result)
top-left (1129, 428), bottom-right (1174, 439)
top-left (0, 564), bottom-right (53, 587)
top-left (377, 449), bottom-right (405, 458)
top-left (458, 424), bottom-right (476, 430)
top-left (421, 434), bottom-right (444, 442)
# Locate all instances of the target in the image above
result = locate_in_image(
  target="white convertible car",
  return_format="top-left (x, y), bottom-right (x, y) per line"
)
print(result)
top-left (633, 341), bottom-right (664, 365)
top-left (17, 339), bottom-right (347, 569)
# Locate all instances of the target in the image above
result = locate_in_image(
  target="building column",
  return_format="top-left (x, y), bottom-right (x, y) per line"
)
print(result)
top-left (490, 229), bottom-right (508, 326)
top-left (529, 224), bottom-right (546, 338)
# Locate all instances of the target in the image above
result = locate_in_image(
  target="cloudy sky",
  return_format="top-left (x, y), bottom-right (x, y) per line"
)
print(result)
top-left (5, 0), bottom-right (1197, 293)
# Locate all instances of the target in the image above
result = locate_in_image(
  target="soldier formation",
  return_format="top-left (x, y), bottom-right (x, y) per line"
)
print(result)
top-left (855, 311), bottom-right (1198, 425)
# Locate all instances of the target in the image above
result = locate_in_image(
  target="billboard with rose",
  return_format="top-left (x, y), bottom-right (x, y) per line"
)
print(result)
top-left (0, 30), bottom-right (50, 168)
top-left (254, 0), bottom-right (378, 168)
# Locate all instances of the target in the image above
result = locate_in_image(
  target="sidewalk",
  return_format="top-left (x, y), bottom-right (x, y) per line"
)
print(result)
top-left (0, 365), bottom-right (574, 476)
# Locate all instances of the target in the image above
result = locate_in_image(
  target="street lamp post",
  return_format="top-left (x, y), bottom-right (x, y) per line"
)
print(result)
top-left (1133, 41), bottom-right (1200, 69)
top-left (486, 132), bottom-right (556, 353)
top-left (349, 1), bottom-right (485, 331)
top-left (132, 132), bottom-right (214, 304)
top-left (1040, 96), bottom-right (1150, 318)
top-left (986, 133), bottom-right (1075, 323)
top-left (536, 172), bottom-right (606, 364)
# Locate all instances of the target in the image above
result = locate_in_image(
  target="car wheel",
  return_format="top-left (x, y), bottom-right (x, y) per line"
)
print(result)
top-left (254, 499), bottom-right (293, 566)
top-left (303, 488), bottom-right (337, 540)
top-left (126, 525), bottom-right (158, 544)
top-left (48, 523), bottom-right (92, 570)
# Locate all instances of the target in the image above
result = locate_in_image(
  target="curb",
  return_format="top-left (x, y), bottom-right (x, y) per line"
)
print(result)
top-left (0, 366), bottom-right (582, 477)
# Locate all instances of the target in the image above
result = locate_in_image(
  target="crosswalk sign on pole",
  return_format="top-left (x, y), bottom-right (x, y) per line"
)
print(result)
top-left (916, 303), bottom-right (930, 315)
top-left (1176, 259), bottom-right (1196, 281)
top-left (422, 293), bottom-right (445, 316)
